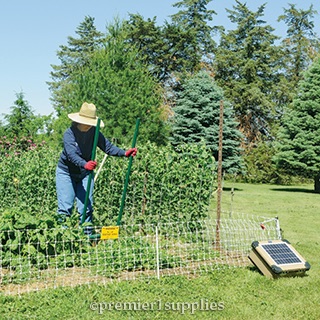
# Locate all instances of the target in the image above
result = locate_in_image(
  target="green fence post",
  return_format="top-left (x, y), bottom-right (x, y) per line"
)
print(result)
top-left (81, 118), bottom-right (101, 226)
top-left (117, 118), bottom-right (140, 226)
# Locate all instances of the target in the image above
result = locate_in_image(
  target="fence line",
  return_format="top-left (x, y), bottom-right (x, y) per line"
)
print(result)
top-left (0, 213), bottom-right (280, 295)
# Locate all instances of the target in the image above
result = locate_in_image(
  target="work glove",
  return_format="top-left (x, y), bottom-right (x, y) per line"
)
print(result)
top-left (125, 148), bottom-right (138, 157)
top-left (84, 160), bottom-right (97, 171)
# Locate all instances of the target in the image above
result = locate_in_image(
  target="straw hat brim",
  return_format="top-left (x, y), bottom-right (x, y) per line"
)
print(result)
top-left (68, 113), bottom-right (105, 128)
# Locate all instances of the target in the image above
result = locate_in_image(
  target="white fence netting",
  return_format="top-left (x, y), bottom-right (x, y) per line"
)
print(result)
top-left (0, 213), bottom-right (280, 295)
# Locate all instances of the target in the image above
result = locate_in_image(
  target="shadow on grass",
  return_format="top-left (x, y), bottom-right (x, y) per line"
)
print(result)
top-left (247, 265), bottom-right (262, 275)
top-left (270, 187), bottom-right (317, 194)
top-left (222, 187), bottom-right (243, 192)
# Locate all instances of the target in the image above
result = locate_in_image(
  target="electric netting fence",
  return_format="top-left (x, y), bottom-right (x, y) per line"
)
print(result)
top-left (0, 215), bottom-right (280, 295)
top-left (0, 144), bottom-right (281, 295)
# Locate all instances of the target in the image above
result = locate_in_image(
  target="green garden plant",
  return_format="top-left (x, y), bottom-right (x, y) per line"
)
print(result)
top-left (0, 141), bottom-right (215, 276)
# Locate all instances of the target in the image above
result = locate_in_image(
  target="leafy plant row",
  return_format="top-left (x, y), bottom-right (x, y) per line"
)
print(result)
top-left (0, 142), bottom-right (216, 273)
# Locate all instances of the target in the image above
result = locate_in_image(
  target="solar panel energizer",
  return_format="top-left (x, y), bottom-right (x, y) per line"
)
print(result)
top-left (248, 239), bottom-right (311, 278)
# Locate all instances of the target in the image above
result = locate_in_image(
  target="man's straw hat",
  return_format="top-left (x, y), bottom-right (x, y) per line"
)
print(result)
top-left (68, 102), bottom-right (105, 127)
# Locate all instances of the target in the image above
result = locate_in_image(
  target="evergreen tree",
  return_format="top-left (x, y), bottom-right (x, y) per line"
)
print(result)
top-left (125, 1), bottom-right (219, 135)
top-left (2, 92), bottom-right (53, 142)
top-left (4, 92), bottom-right (36, 138)
top-left (124, 14), bottom-right (167, 81)
top-left (170, 72), bottom-right (243, 174)
top-left (48, 16), bottom-right (104, 114)
top-left (56, 19), bottom-right (169, 145)
top-left (274, 58), bottom-right (320, 192)
top-left (214, 1), bottom-right (282, 144)
top-left (125, 0), bottom-right (218, 85)
top-left (278, 4), bottom-right (319, 93)
top-left (170, 0), bottom-right (217, 69)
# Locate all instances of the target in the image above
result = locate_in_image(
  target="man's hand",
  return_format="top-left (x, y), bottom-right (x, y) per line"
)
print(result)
top-left (125, 148), bottom-right (138, 157)
top-left (84, 160), bottom-right (97, 170)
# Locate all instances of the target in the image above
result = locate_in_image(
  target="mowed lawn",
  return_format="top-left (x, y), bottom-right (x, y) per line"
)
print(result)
top-left (0, 182), bottom-right (319, 320)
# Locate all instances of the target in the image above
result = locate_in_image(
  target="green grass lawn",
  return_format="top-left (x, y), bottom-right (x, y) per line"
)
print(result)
top-left (1, 182), bottom-right (319, 320)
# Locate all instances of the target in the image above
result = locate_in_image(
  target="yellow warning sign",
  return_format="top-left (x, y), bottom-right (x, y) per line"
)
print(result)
top-left (100, 226), bottom-right (119, 240)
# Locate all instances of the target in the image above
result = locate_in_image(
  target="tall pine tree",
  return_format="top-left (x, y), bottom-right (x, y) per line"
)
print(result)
top-left (274, 58), bottom-right (320, 192)
top-left (170, 0), bottom-right (217, 70)
top-left (278, 4), bottom-right (319, 93)
top-left (4, 92), bottom-right (35, 138)
top-left (57, 19), bottom-right (169, 145)
top-left (214, 1), bottom-right (282, 144)
top-left (125, 0), bottom-right (218, 84)
top-left (48, 16), bottom-right (104, 115)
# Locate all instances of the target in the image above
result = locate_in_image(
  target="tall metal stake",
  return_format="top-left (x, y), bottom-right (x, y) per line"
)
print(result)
top-left (81, 118), bottom-right (101, 226)
top-left (216, 100), bottom-right (224, 250)
top-left (117, 118), bottom-right (140, 226)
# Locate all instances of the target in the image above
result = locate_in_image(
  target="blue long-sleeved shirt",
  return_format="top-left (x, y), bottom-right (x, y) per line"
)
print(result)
top-left (57, 124), bottom-right (125, 175)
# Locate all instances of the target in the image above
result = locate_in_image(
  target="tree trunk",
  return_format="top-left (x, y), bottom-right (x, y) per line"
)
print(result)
top-left (314, 175), bottom-right (320, 193)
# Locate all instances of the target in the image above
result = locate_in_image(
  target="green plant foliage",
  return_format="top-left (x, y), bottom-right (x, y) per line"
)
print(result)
top-left (94, 141), bottom-right (215, 226)
top-left (1, 142), bottom-right (215, 225)
top-left (48, 16), bottom-right (105, 114)
top-left (1, 92), bottom-right (54, 143)
top-left (170, 0), bottom-right (217, 69)
top-left (69, 44), bottom-right (168, 145)
top-left (125, 0), bottom-right (218, 85)
top-left (236, 140), bottom-right (308, 185)
top-left (278, 4), bottom-right (319, 89)
top-left (3, 92), bottom-right (36, 139)
top-left (0, 145), bottom-right (57, 213)
top-left (0, 141), bottom-right (215, 274)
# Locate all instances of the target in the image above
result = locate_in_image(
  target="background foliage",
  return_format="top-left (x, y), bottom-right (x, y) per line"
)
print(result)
top-left (1, 0), bottom-right (320, 189)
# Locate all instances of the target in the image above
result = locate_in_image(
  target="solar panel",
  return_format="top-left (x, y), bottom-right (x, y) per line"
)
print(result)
top-left (260, 242), bottom-right (302, 265)
top-left (248, 239), bottom-right (311, 279)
